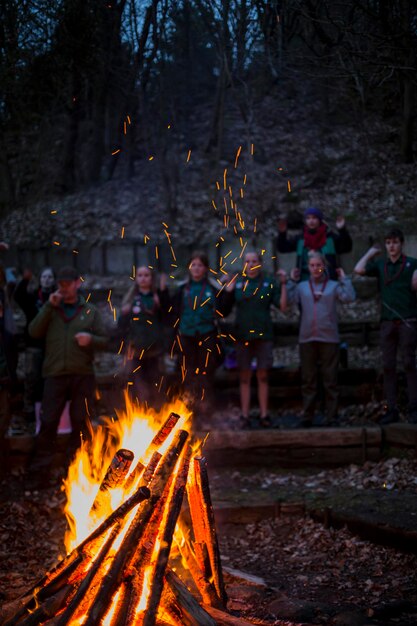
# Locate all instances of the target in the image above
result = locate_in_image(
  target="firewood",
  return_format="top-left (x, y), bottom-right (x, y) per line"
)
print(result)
top-left (187, 456), bottom-right (227, 605)
top-left (203, 605), bottom-right (258, 626)
top-left (54, 521), bottom-right (122, 626)
top-left (165, 569), bottom-right (217, 626)
top-left (124, 460), bottom-right (145, 491)
top-left (3, 486), bottom-right (151, 626)
top-left (83, 429), bottom-right (189, 626)
top-left (150, 412), bottom-right (181, 447)
top-left (10, 585), bottom-right (72, 626)
top-left (176, 524), bottom-right (222, 608)
top-left (141, 451), bottom-right (162, 485)
top-left (139, 446), bottom-right (191, 626)
top-left (90, 448), bottom-right (135, 519)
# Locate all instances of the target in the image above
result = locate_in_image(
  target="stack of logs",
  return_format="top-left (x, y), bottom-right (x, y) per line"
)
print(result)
top-left (1, 413), bottom-right (252, 626)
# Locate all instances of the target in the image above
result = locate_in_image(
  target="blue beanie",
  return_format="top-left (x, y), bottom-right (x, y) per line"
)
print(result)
top-left (304, 207), bottom-right (323, 222)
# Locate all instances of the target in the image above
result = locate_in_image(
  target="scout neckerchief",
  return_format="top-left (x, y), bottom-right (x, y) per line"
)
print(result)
top-left (240, 272), bottom-right (263, 300)
top-left (184, 279), bottom-right (210, 310)
top-left (133, 290), bottom-right (159, 315)
top-left (58, 298), bottom-right (84, 322)
top-left (309, 276), bottom-right (328, 302)
top-left (384, 254), bottom-right (406, 285)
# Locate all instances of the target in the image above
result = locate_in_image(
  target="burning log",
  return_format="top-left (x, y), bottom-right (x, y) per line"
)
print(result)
top-left (187, 456), bottom-right (227, 606)
top-left (138, 446), bottom-right (191, 626)
top-left (90, 448), bottom-right (135, 519)
top-left (2, 485), bottom-right (151, 626)
top-left (176, 520), bottom-right (222, 608)
top-left (82, 429), bottom-right (189, 626)
top-left (150, 412), bottom-right (181, 447)
top-left (53, 522), bottom-right (123, 626)
top-left (5, 407), bottom-right (240, 626)
top-left (165, 569), bottom-right (217, 626)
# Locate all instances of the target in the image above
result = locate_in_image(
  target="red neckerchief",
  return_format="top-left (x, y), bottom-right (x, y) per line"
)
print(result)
top-left (241, 272), bottom-right (263, 300)
top-left (184, 279), bottom-right (209, 310)
top-left (384, 254), bottom-right (406, 285)
top-left (303, 223), bottom-right (327, 250)
top-left (309, 276), bottom-right (328, 302)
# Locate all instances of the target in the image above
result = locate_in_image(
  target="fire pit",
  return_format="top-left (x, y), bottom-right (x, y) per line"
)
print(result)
top-left (1, 400), bottom-right (252, 626)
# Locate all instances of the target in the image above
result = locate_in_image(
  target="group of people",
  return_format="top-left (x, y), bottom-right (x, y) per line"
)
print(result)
top-left (1, 207), bottom-right (417, 486)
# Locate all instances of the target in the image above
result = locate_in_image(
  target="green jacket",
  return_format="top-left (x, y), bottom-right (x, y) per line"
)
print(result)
top-left (29, 297), bottom-right (108, 377)
top-left (232, 273), bottom-right (282, 341)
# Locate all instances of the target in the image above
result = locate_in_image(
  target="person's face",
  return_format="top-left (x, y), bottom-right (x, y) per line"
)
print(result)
top-left (308, 257), bottom-right (326, 280)
top-left (135, 267), bottom-right (153, 291)
top-left (305, 214), bottom-right (321, 230)
top-left (189, 258), bottom-right (207, 281)
top-left (58, 280), bottom-right (78, 302)
top-left (385, 238), bottom-right (402, 259)
top-left (244, 253), bottom-right (261, 277)
top-left (40, 269), bottom-right (54, 290)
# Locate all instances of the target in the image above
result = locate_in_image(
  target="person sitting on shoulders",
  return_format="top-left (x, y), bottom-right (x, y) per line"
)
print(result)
top-left (277, 207), bottom-right (352, 281)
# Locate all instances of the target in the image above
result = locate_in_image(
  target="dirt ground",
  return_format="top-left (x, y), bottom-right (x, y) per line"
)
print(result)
top-left (1, 457), bottom-right (417, 626)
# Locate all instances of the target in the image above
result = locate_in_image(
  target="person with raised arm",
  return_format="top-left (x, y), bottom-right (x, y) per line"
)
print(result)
top-left (288, 251), bottom-right (355, 427)
top-left (277, 208), bottom-right (352, 281)
top-left (354, 228), bottom-right (417, 424)
top-left (225, 250), bottom-right (287, 428)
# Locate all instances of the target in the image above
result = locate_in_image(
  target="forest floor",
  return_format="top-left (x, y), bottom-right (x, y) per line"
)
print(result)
top-left (1, 457), bottom-right (417, 626)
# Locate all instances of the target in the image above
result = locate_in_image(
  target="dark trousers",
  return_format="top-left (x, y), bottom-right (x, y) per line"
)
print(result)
top-left (30, 374), bottom-right (96, 473)
top-left (179, 332), bottom-right (221, 409)
top-left (300, 342), bottom-right (339, 420)
top-left (124, 356), bottom-right (162, 408)
top-left (23, 347), bottom-right (44, 416)
top-left (380, 320), bottom-right (417, 410)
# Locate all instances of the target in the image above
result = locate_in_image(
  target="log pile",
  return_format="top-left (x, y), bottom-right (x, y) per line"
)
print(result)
top-left (1, 412), bottom-right (249, 626)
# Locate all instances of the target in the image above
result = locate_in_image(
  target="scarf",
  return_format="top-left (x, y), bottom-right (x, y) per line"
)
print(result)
top-left (303, 223), bottom-right (327, 251)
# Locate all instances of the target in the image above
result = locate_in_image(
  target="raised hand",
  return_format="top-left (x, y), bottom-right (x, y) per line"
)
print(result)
top-left (277, 268), bottom-right (288, 284)
top-left (335, 267), bottom-right (346, 280)
top-left (49, 290), bottom-right (63, 307)
top-left (290, 267), bottom-right (300, 282)
top-left (75, 332), bottom-right (92, 347)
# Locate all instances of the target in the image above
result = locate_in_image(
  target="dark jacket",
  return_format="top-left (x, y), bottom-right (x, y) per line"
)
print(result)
top-left (117, 288), bottom-right (171, 358)
top-left (29, 297), bottom-right (108, 377)
top-left (14, 278), bottom-right (54, 348)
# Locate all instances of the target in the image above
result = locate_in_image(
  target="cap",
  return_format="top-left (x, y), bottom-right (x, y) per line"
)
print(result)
top-left (56, 266), bottom-right (79, 281)
top-left (304, 207), bottom-right (323, 222)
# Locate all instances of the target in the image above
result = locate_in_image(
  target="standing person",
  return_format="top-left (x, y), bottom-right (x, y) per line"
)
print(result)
top-left (288, 251), bottom-right (355, 427)
top-left (14, 267), bottom-right (56, 428)
top-left (277, 208), bottom-right (352, 281)
top-left (225, 251), bottom-right (287, 428)
top-left (0, 265), bottom-right (18, 387)
top-left (354, 228), bottom-right (417, 424)
top-left (118, 266), bottom-right (169, 407)
top-left (173, 251), bottom-right (229, 418)
top-left (27, 266), bottom-right (108, 485)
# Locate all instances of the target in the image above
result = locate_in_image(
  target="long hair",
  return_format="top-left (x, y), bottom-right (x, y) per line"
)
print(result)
top-left (122, 267), bottom-right (159, 309)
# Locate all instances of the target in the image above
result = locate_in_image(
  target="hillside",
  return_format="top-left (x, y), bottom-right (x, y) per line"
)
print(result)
top-left (1, 81), bottom-right (416, 252)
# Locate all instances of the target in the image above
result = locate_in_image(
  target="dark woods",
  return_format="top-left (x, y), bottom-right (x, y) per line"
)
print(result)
top-left (0, 0), bottom-right (416, 212)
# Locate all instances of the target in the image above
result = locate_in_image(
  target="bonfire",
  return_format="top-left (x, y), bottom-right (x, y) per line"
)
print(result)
top-left (1, 398), bottom-right (239, 626)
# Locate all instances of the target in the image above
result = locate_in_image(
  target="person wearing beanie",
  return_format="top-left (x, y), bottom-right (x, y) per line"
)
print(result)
top-left (277, 208), bottom-right (352, 281)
